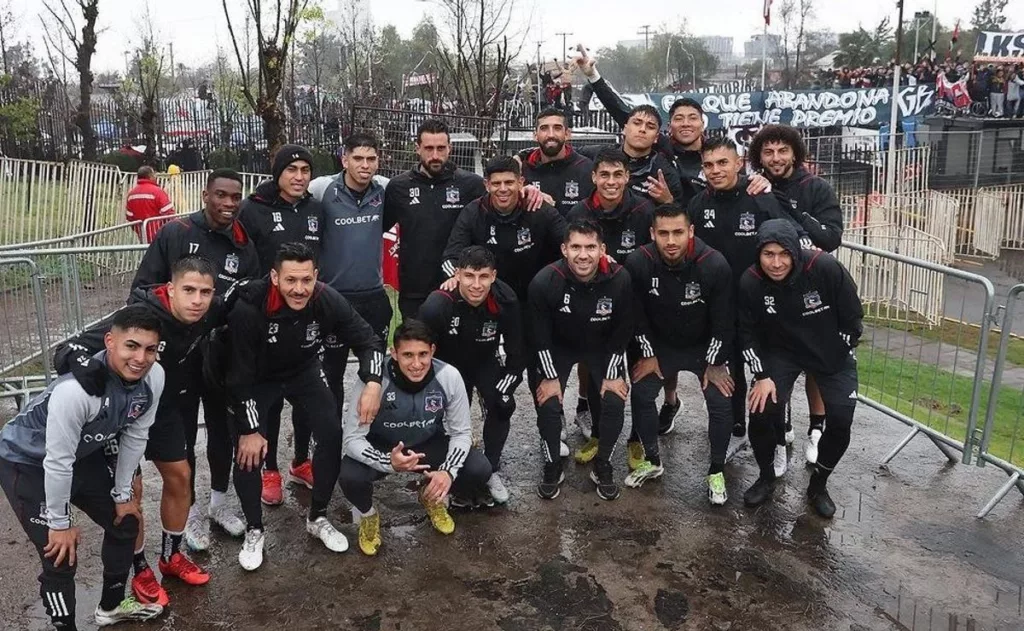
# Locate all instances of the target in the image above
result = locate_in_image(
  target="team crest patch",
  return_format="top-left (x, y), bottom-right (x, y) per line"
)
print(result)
top-left (739, 212), bottom-right (756, 232)
top-left (595, 297), bottom-right (613, 316)
top-left (127, 394), bottom-right (149, 419)
top-left (803, 291), bottom-right (823, 310)
top-left (424, 391), bottom-right (444, 413)
top-left (481, 321), bottom-right (498, 338)
top-left (565, 180), bottom-right (579, 199)
top-left (306, 321), bottom-right (320, 341)
top-left (621, 229), bottom-right (635, 248)
top-left (308, 215), bottom-right (319, 232)
top-left (685, 282), bottom-right (701, 300)
top-left (517, 227), bottom-right (532, 246)
top-left (224, 253), bottom-right (239, 274)
top-left (445, 187), bottom-right (460, 204)
top-left (326, 334), bottom-right (337, 345)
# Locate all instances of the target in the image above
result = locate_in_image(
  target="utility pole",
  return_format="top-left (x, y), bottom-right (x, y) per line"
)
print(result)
top-left (885, 0), bottom-right (906, 200)
top-left (169, 42), bottom-right (175, 85)
top-left (637, 25), bottom-right (653, 51)
top-left (555, 32), bottom-right (573, 62)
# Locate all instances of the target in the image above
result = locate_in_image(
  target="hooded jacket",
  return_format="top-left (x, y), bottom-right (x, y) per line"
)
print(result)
top-left (238, 179), bottom-right (324, 274)
top-left (527, 257), bottom-right (634, 382)
top-left (312, 172), bottom-right (388, 296)
top-left (225, 278), bottom-right (385, 434)
top-left (770, 166), bottom-right (844, 252)
top-left (624, 237), bottom-right (733, 365)
top-left (441, 196), bottom-right (565, 302)
top-left (517, 145), bottom-right (595, 216)
top-left (566, 189), bottom-right (654, 262)
top-left (738, 219), bottom-right (863, 378)
top-left (383, 161), bottom-right (486, 300)
top-left (578, 143), bottom-right (684, 206)
top-left (133, 210), bottom-right (260, 295)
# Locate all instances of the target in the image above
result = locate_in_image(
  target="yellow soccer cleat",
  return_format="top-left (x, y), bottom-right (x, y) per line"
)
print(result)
top-left (574, 437), bottom-right (599, 464)
top-left (423, 500), bottom-right (455, 535)
top-left (627, 441), bottom-right (646, 471)
top-left (358, 511), bottom-right (382, 556)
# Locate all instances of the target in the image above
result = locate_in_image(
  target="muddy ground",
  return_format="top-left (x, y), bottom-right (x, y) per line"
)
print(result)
top-left (1, 369), bottom-right (1022, 631)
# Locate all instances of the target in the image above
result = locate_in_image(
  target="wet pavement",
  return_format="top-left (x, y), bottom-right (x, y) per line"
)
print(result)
top-left (1, 371), bottom-right (1022, 631)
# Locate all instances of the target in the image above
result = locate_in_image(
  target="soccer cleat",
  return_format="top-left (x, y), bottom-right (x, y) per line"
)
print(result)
top-left (358, 511), bottom-right (382, 556)
top-left (574, 409), bottom-right (593, 440)
top-left (658, 399), bottom-right (681, 435)
top-left (743, 476), bottom-right (776, 507)
top-left (725, 434), bottom-right (749, 463)
top-left (537, 462), bottom-right (564, 500)
top-left (573, 437), bottom-right (599, 464)
top-left (238, 529), bottom-right (265, 571)
top-left (184, 512), bottom-right (210, 552)
top-left (261, 470), bottom-right (284, 506)
top-left (774, 447), bottom-right (788, 478)
top-left (422, 499), bottom-right (455, 535)
top-left (131, 568), bottom-right (169, 607)
top-left (623, 460), bottom-right (664, 488)
top-left (627, 441), bottom-right (646, 471)
top-left (805, 429), bottom-right (822, 465)
top-left (590, 461), bottom-right (620, 500)
top-left (808, 486), bottom-right (837, 519)
top-left (707, 472), bottom-right (728, 506)
top-left (486, 473), bottom-right (510, 504)
top-left (209, 503), bottom-right (246, 538)
top-left (559, 440), bottom-right (570, 458)
top-left (289, 460), bottom-right (314, 490)
top-left (158, 552), bottom-right (211, 586)
top-left (94, 597), bottom-right (163, 626)
top-left (306, 517), bottom-right (349, 553)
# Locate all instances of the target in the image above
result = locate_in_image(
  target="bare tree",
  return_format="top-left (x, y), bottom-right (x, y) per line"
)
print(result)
top-left (777, 0), bottom-right (815, 88)
top-left (131, 5), bottom-right (167, 162)
top-left (794, 0), bottom-right (815, 88)
top-left (40, 0), bottom-right (99, 160)
top-left (222, 0), bottom-right (308, 155)
top-left (0, 0), bottom-right (16, 75)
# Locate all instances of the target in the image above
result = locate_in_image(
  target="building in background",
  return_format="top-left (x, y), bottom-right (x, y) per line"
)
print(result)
top-left (744, 33), bottom-right (782, 62)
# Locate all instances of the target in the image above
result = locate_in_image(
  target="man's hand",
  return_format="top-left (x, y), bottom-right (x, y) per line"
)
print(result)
top-left (237, 433), bottom-right (268, 471)
top-left (575, 44), bottom-right (597, 79)
top-left (535, 378), bottom-right (562, 406)
top-left (357, 381), bottom-right (382, 425)
top-left (600, 378), bottom-right (629, 401)
top-left (522, 185), bottom-right (554, 211)
top-left (746, 174), bottom-right (772, 195)
top-left (439, 276), bottom-right (459, 292)
top-left (421, 470), bottom-right (453, 504)
top-left (43, 527), bottom-right (81, 568)
top-left (747, 377), bottom-right (777, 414)
top-left (702, 364), bottom-right (735, 397)
top-left (69, 352), bottom-right (106, 397)
top-left (113, 500), bottom-right (142, 526)
top-left (390, 441), bottom-right (429, 473)
top-left (631, 356), bottom-right (663, 382)
top-left (645, 170), bottom-right (674, 204)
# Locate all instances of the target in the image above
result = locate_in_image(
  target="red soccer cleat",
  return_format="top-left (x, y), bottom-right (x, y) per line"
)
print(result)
top-left (261, 470), bottom-right (284, 505)
top-left (158, 552), bottom-right (211, 586)
top-left (132, 567), bottom-right (170, 607)
top-left (289, 460), bottom-right (314, 489)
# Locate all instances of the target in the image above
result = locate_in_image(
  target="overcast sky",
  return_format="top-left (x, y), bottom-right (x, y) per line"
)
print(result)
top-left (6, 0), bottom-right (1021, 73)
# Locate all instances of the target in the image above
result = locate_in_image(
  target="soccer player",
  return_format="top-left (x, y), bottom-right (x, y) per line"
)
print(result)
top-left (516, 106), bottom-right (595, 217)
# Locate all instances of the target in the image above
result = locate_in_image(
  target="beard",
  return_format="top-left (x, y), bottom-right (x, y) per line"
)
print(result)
top-left (539, 139), bottom-right (565, 158)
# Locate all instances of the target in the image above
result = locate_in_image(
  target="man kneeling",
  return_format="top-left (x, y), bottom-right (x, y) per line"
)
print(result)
top-left (340, 320), bottom-right (492, 556)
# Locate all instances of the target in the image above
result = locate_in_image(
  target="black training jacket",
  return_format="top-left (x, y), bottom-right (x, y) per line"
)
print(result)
top-left (238, 180), bottom-right (323, 274)
top-left (738, 219), bottom-right (863, 378)
top-left (441, 197), bottom-right (566, 303)
top-left (769, 166), bottom-right (844, 252)
top-left (132, 211), bottom-right (260, 295)
top-left (516, 146), bottom-right (595, 216)
top-left (578, 143), bottom-right (684, 206)
top-left (225, 278), bottom-right (385, 434)
top-left (527, 257), bottom-right (633, 381)
top-left (624, 238), bottom-right (734, 366)
top-left (566, 190), bottom-right (654, 262)
top-left (384, 162), bottom-right (486, 300)
top-left (417, 278), bottom-right (526, 397)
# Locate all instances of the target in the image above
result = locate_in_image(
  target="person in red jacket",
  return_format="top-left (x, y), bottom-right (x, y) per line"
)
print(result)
top-left (126, 166), bottom-right (175, 242)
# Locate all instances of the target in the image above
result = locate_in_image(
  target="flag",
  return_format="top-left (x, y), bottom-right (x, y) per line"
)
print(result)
top-left (946, 19), bottom-right (960, 60)
top-left (764, 0), bottom-right (773, 25)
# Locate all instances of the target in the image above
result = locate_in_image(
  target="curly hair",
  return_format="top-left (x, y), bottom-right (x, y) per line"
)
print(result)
top-left (747, 125), bottom-right (807, 172)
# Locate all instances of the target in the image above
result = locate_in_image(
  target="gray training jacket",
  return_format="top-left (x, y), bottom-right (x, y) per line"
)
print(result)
top-left (342, 358), bottom-right (471, 478)
top-left (0, 352), bottom-right (165, 529)
top-left (310, 172), bottom-right (389, 296)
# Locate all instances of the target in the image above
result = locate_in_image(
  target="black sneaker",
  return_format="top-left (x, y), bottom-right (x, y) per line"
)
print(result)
top-left (473, 490), bottom-right (495, 509)
top-left (658, 399), bottom-right (682, 435)
top-left (589, 461), bottom-right (620, 501)
top-left (537, 461), bottom-right (565, 500)
top-left (743, 476), bottom-right (776, 507)
top-left (449, 493), bottom-right (474, 510)
top-left (807, 486), bottom-right (836, 519)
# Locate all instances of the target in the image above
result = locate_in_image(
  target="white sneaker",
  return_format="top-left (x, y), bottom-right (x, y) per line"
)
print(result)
top-left (773, 447), bottom-right (788, 478)
top-left (785, 428), bottom-right (796, 445)
top-left (209, 503), bottom-right (246, 537)
top-left (238, 529), bottom-right (265, 571)
top-left (724, 434), bottom-right (749, 463)
top-left (184, 511), bottom-right (210, 552)
top-left (487, 473), bottom-right (510, 504)
top-left (306, 517), bottom-right (349, 553)
top-left (574, 409), bottom-right (593, 439)
top-left (559, 440), bottom-right (570, 458)
top-left (805, 429), bottom-right (822, 465)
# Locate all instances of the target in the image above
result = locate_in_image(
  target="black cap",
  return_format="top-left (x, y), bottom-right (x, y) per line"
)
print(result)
top-left (272, 144), bottom-right (313, 182)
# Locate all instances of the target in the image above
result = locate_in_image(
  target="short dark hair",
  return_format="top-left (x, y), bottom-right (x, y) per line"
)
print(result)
top-left (565, 219), bottom-right (603, 244)
top-left (747, 124), bottom-right (807, 172)
top-left (416, 119), bottom-right (449, 143)
top-left (273, 242), bottom-right (316, 270)
top-left (627, 104), bottom-right (662, 128)
top-left (536, 106), bottom-right (569, 127)
top-left (170, 256), bottom-right (217, 281)
top-left (701, 137), bottom-right (739, 156)
top-left (668, 98), bottom-right (703, 119)
top-left (653, 203), bottom-right (690, 224)
top-left (592, 147), bottom-right (629, 172)
top-left (207, 168), bottom-right (242, 188)
top-left (456, 245), bottom-right (497, 271)
top-left (484, 156), bottom-right (521, 178)
top-left (111, 304), bottom-right (162, 336)
top-left (344, 131), bottom-right (379, 154)
top-left (137, 166), bottom-right (156, 180)
top-left (393, 319), bottom-right (435, 347)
